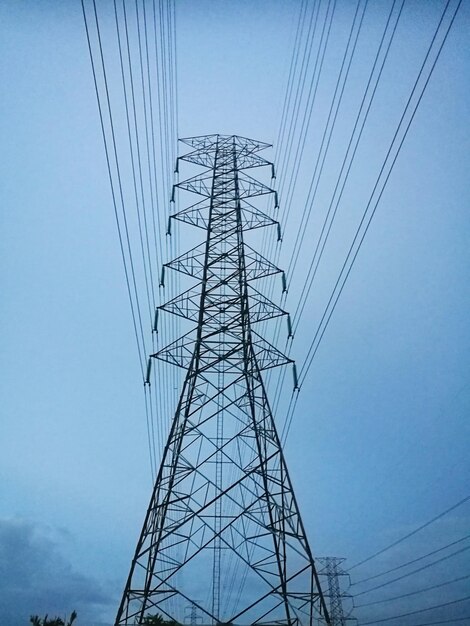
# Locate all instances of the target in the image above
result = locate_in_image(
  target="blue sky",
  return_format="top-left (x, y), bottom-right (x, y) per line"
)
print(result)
top-left (1, 1), bottom-right (469, 625)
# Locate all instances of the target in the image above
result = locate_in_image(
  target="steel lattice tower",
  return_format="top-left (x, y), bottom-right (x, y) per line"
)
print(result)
top-left (116, 134), bottom-right (330, 626)
top-left (317, 558), bottom-right (351, 626)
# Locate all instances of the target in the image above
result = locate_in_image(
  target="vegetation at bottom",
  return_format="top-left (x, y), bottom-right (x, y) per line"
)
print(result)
top-left (30, 611), bottom-right (77, 626)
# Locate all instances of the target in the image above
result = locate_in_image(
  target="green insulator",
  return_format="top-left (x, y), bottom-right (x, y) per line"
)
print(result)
top-left (292, 363), bottom-right (299, 390)
top-left (287, 314), bottom-right (293, 338)
top-left (145, 358), bottom-right (152, 386)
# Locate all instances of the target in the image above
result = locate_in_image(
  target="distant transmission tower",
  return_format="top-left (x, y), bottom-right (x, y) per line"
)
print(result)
top-left (184, 603), bottom-right (202, 626)
top-left (115, 134), bottom-right (330, 626)
top-left (317, 558), bottom-right (353, 626)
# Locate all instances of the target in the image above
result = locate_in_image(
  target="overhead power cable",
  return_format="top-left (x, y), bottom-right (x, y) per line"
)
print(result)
top-left (394, 618), bottom-right (470, 626)
top-left (268, 0), bottom-right (368, 413)
top-left (281, 0), bottom-right (462, 443)
top-left (296, 0), bottom-right (461, 385)
top-left (138, 0), bottom-right (165, 274)
top-left (350, 493), bottom-right (470, 570)
top-left (82, 0), bottom-right (180, 480)
top-left (353, 545), bottom-right (470, 597)
top-left (265, 0), bottom-right (337, 297)
top-left (355, 573), bottom-right (470, 607)
top-left (81, 0), bottom-right (147, 380)
top-left (260, 0), bottom-right (310, 266)
top-left (272, 0), bottom-right (403, 422)
top-left (353, 533), bottom-right (470, 585)
top-left (359, 594), bottom-right (470, 624)
top-left (274, 0), bottom-right (321, 197)
top-left (291, 0), bottom-right (405, 336)
top-left (276, 0), bottom-right (337, 235)
top-left (144, 384), bottom-right (157, 479)
top-left (113, 0), bottom-right (156, 328)
top-left (284, 0), bottom-right (367, 286)
top-left (273, 0), bottom-right (308, 170)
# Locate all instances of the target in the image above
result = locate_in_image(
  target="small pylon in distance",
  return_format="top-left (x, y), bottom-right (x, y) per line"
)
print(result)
top-left (317, 558), bottom-right (356, 626)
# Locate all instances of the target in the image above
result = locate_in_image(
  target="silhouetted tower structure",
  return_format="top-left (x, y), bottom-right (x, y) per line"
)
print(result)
top-left (185, 604), bottom-right (202, 626)
top-left (317, 558), bottom-right (351, 626)
top-left (116, 135), bottom-right (330, 626)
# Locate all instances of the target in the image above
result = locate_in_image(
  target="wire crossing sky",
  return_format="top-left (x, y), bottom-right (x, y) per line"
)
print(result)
top-left (1, 1), bottom-right (469, 625)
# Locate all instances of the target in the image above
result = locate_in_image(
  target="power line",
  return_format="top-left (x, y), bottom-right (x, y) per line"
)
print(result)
top-left (353, 533), bottom-right (470, 586)
top-left (359, 594), bottom-right (470, 624)
top-left (261, 0), bottom-right (327, 298)
top-left (277, 0), bottom-right (337, 233)
top-left (274, 0), bottom-right (321, 202)
top-left (291, 0), bottom-right (404, 335)
top-left (81, 0), bottom-right (147, 380)
top-left (271, 0), bottom-right (461, 455)
top-left (284, 0), bottom-right (367, 286)
top-left (271, 0), bottom-right (405, 433)
top-left (271, 2), bottom-right (411, 436)
top-left (143, 384), bottom-right (157, 479)
top-left (272, 0), bottom-right (308, 171)
top-left (353, 545), bottom-right (470, 597)
top-left (151, 0), bottom-right (176, 458)
top-left (355, 573), bottom-right (470, 607)
top-left (350, 494), bottom-right (470, 570)
top-left (82, 0), bottom-right (180, 480)
top-left (113, 0), bottom-right (156, 328)
top-left (295, 0), bottom-right (462, 393)
top-left (140, 0), bottom-right (166, 276)
top-left (396, 618), bottom-right (470, 626)
top-left (269, 0), bottom-right (368, 415)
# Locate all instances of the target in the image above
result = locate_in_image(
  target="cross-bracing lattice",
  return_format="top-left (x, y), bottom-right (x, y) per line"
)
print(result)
top-left (116, 134), bottom-right (330, 626)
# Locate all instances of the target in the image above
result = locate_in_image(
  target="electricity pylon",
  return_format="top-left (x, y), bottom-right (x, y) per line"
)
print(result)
top-left (317, 558), bottom-right (354, 626)
top-left (115, 134), bottom-right (330, 626)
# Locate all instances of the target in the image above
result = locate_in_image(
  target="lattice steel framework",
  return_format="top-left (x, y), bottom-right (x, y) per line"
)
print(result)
top-left (317, 558), bottom-right (352, 626)
top-left (116, 134), bottom-right (330, 626)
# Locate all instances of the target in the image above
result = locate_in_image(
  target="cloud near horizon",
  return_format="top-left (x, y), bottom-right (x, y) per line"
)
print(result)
top-left (0, 518), bottom-right (115, 626)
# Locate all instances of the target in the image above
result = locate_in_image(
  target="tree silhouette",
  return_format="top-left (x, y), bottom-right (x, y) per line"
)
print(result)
top-left (30, 610), bottom-right (77, 626)
top-left (142, 614), bottom-right (181, 626)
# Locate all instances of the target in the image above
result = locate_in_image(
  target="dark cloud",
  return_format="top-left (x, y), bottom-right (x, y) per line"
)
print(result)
top-left (0, 518), bottom-right (115, 626)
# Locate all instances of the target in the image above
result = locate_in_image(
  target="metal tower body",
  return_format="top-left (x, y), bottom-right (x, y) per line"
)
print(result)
top-left (116, 134), bottom-right (330, 626)
top-left (317, 558), bottom-right (351, 626)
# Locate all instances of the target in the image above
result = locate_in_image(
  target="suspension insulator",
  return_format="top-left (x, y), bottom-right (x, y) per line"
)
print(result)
top-left (287, 313), bottom-right (293, 338)
top-left (282, 271), bottom-right (287, 293)
top-left (274, 191), bottom-right (279, 209)
top-left (277, 223), bottom-right (282, 242)
top-left (292, 363), bottom-right (299, 390)
top-left (160, 266), bottom-right (165, 287)
top-left (145, 358), bottom-right (152, 386)
top-left (153, 308), bottom-right (159, 333)
top-left (174, 158), bottom-right (179, 174)
top-left (271, 163), bottom-right (276, 179)
top-left (167, 217), bottom-right (172, 236)
top-left (171, 186), bottom-right (175, 203)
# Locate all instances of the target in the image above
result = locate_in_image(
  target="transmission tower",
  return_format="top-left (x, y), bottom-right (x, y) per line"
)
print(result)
top-left (116, 134), bottom-right (330, 626)
top-left (317, 558), bottom-right (353, 626)
top-left (185, 604), bottom-right (202, 626)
